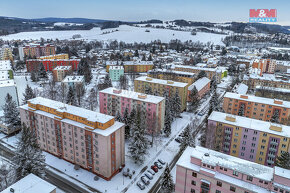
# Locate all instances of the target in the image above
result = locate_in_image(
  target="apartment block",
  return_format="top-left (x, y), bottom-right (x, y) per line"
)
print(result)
top-left (275, 60), bottom-right (290, 73)
top-left (109, 66), bottom-right (124, 81)
top-left (0, 46), bottom-right (13, 61)
top-left (52, 66), bottom-right (73, 82)
top-left (175, 146), bottom-right (290, 193)
top-left (207, 111), bottom-right (290, 167)
top-left (252, 59), bottom-right (276, 75)
top-left (188, 77), bottom-right (210, 101)
top-left (99, 87), bottom-right (165, 133)
top-left (19, 97), bottom-right (125, 180)
top-left (174, 64), bottom-right (223, 83)
top-left (148, 69), bottom-right (196, 84)
top-left (223, 92), bottom-right (290, 125)
top-left (247, 73), bottom-right (290, 90)
top-left (61, 76), bottom-right (85, 89)
top-left (106, 60), bottom-right (154, 73)
top-left (20, 44), bottom-right (55, 60)
top-left (38, 53), bottom-right (69, 60)
top-left (26, 59), bottom-right (80, 72)
top-left (134, 76), bottom-right (188, 111)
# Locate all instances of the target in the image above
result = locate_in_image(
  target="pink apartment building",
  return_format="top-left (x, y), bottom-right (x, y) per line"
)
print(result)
top-left (19, 97), bottom-right (125, 180)
top-left (99, 87), bottom-right (165, 133)
top-left (175, 146), bottom-right (290, 193)
top-left (187, 77), bottom-right (211, 101)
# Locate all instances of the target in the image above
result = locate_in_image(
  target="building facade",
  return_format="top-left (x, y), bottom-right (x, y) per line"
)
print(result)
top-left (134, 76), bottom-right (188, 111)
top-left (52, 66), bottom-right (73, 82)
top-left (20, 44), bottom-right (55, 59)
top-left (106, 60), bottom-right (154, 73)
top-left (109, 66), bottom-right (124, 81)
top-left (223, 92), bottom-right (290, 125)
top-left (207, 111), bottom-right (290, 167)
top-left (19, 97), bottom-right (125, 180)
top-left (247, 74), bottom-right (290, 90)
top-left (38, 53), bottom-right (69, 60)
top-left (148, 69), bottom-right (196, 85)
top-left (188, 77), bottom-right (210, 101)
top-left (252, 59), bottom-right (276, 75)
top-left (99, 87), bottom-right (165, 133)
top-left (0, 46), bottom-right (13, 61)
top-left (175, 146), bottom-right (290, 193)
top-left (26, 59), bottom-right (80, 72)
top-left (174, 64), bottom-right (222, 83)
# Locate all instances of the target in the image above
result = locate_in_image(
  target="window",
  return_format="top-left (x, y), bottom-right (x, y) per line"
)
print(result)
top-left (233, 171), bottom-right (239, 176)
top-left (191, 180), bottom-right (196, 186)
top-left (247, 175), bottom-right (253, 181)
top-left (190, 189), bottom-right (195, 193)
top-left (230, 186), bottom-right (236, 192)
top-left (259, 179), bottom-right (263, 183)
top-left (217, 181), bottom-right (222, 187)
top-left (216, 190), bottom-right (221, 193)
top-left (192, 172), bottom-right (197, 177)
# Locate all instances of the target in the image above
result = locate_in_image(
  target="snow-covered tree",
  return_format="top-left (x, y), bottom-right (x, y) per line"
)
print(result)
top-left (128, 110), bottom-right (148, 165)
top-left (2, 94), bottom-right (20, 130)
top-left (14, 124), bottom-right (46, 180)
top-left (197, 70), bottom-right (206, 79)
top-left (115, 111), bottom-right (122, 122)
top-left (22, 84), bottom-right (36, 104)
top-left (145, 84), bottom-right (153, 95)
top-left (123, 108), bottom-right (130, 139)
top-left (75, 84), bottom-right (85, 106)
top-left (30, 71), bottom-right (38, 82)
top-left (66, 86), bottom-right (77, 106)
top-left (160, 164), bottom-right (174, 193)
top-left (210, 75), bottom-right (217, 92)
top-left (180, 123), bottom-right (196, 150)
top-left (38, 64), bottom-right (47, 79)
top-left (129, 108), bottom-right (136, 133)
top-left (119, 75), bottom-right (128, 90)
top-left (172, 91), bottom-right (181, 118)
top-left (271, 110), bottom-right (280, 123)
top-left (102, 74), bottom-right (112, 90)
top-left (188, 86), bottom-right (199, 112)
top-left (163, 90), bottom-right (173, 137)
top-left (77, 58), bottom-right (92, 83)
top-left (0, 164), bottom-right (15, 191)
top-left (209, 89), bottom-right (219, 113)
top-left (275, 152), bottom-right (290, 169)
top-left (86, 88), bottom-right (98, 111)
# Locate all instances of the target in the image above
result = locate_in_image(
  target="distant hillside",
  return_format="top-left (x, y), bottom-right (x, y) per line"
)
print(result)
top-left (31, 17), bottom-right (112, 23)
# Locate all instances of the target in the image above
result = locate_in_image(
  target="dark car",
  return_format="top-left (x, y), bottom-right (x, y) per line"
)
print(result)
top-left (137, 181), bottom-right (145, 190)
top-left (158, 159), bottom-right (166, 165)
top-left (141, 176), bottom-right (150, 185)
top-left (154, 162), bottom-right (163, 169)
top-left (175, 137), bottom-right (182, 143)
top-left (151, 165), bottom-right (158, 173)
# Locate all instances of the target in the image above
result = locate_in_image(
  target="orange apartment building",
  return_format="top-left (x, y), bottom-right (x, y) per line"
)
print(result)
top-left (223, 92), bottom-right (290, 125)
top-left (252, 59), bottom-right (276, 75)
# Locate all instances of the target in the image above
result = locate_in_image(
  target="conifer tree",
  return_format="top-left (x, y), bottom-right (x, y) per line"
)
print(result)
top-left (163, 90), bottom-right (173, 137)
top-left (86, 88), bottom-right (98, 111)
top-left (172, 91), bottom-right (181, 118)
top-left (2, 94), bottom-right (20, 130)
top-left (275, 152), bottom-right (290, 169)
top-left (38, 64), bottom-right (47, 79)
top-left (14, 124), bottom-right (46, 180)
top-left (197, 70), bottom-right (206, 79)
top-left (66, 86), bottom-right (77, 106)
top-left (238, 104), bottom-right (245, 116)
top-left (180, 124), bottom-right (195, 150)
top-left (160, 164), bottom-right (175, 193)
top-left (188, 86), bottom-right (199, 112)
top-left (23, 85), bottom-right (36, 104)
top-left (123, 108), bottom-right (130, 139)
top-left (271, 110), bottom-right (280, 123)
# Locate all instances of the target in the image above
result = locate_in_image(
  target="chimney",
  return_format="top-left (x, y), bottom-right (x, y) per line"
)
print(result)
top-left (274, 99), bottom-right (283, 105)
top-left (240, 95), bottom-right (248, 99)
top-left (225, 115), bottom-right (236, 122)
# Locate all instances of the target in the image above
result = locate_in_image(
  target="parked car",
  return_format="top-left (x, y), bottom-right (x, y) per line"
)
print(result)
top-left (154, 162), bottom-right (163, 169)
top-left (151, 165), bottom-right (158, 173)
top-left (141, 176), bottom-right (150, 185)
top-left (175, 137), bottom-right (182, 143)
top-left (145, 172), bottom-right (153, 180)
top-left (147, 169), bottom-right (155, 176)
top-left (137, 181), bottom-right (145, 190)
top-left (158, 159), bottom-right (166, 165)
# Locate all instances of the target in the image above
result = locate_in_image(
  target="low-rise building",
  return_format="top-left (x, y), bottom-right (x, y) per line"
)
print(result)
top-left (26, 59), bottom-right (80, 72)
top-left (207, 111), bottom-right (290, 167)
top-left (134, 76), bottom-right (188, 111)
top-left (52, 66), bottom-right (72, 82)
top-left (223, 92), bottom-right (290, 125)
top-left (188, 77), bottom-right (210, 101)
top-left (99, 87), bottom-right (165, 133)
top-left (175, 146), bottom-right (290, 193)
top-left (19, 97), bottom-right (125, 180)
top-left (109, 66), bottom-right (124, 81)
top-left (0, 60), bottom-right (13, 80)
top-left (0, 80), bottom-right (18, 110)
top-left (61, 76), bottom-right (85, 89)
top-left (148, 69), bottom-right (196, 84)
top-left (2, 173), bottom-right (56, 193)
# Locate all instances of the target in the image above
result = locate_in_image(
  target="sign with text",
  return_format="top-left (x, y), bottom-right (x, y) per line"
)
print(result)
top-left (249, 9), bottom-right (277, 22)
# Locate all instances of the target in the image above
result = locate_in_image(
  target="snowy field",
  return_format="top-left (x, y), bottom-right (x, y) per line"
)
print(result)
top-left (0, 25), bottom-right (226, 45)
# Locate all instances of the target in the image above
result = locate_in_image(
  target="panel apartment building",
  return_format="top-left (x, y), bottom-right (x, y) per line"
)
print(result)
top-left (99, 87), bottom-right (165, 133)
top-left (19, 44), bottom-right (55, 60)
top-left (26, 59), bottom-right (80, 72)
top-left (223, 92), bottom-right (290, 125)
top-left (175, 146), bottom-right (290, 193)
top-left (106, 60), bottom-right (154, 73)
top-left (206, 111), bottom-right (290, 167)
top-left (134, 76), bottom-right (188, 111)
top-left (19, 97), bottom-right (125, 180)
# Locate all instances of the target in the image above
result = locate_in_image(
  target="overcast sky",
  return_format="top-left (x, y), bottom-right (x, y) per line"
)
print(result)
top-left (1, 0), bottom-right (289, 25)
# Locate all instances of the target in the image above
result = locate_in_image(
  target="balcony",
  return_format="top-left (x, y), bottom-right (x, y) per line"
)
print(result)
top-left (225, 130), bottom-right (231, 134)
top-left (224, 147), bottom-right (229, 152)
top-left (224, 141), bottom-right (230, 146)
top-left (268, 154), bottom-right (276, 158)
top-left (225, 135), bottom-right (231, 140)
top-left (267, 159), bottom-right (274, 164)
top-left (269, 147), bottom-right (277, 152)
top-left (270, 141), bottom-right (278, 146)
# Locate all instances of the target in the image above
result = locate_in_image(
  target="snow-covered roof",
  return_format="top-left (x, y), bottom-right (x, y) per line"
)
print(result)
top-left (0, 80), bottom-right (16, 88)
top-left (188, 77), bottom-right (210, 91)
top-left (38, 53), bottom-right (68, 59)
top-left (148, 69), bottom-right (195, 77)
top-left (178, 146), bottom-right (274, 182)
top-left (274, 166), bottom-right (290, 179)
top-left (276, 60), bottom-right (290, 66)
top-left (27, 59), bottom-right (80, 62)
top-left (235, 83), bottom-right (248, 94)
top-left (224, 92), bottom-right (290, 108)
top-left (249, 73), bottom-right (290, 83)
top-left (100, 87), bottom-right (165, 104)
top-left (23, 97), bottom-right (114, 124)
top-left (109, 66), bottom-right (124, 70)
top-left (0, 60), bottom-right (12, 71)
top-left (53, 66), bottom-right (72, 70)
top-left (135, 76), bottom-right (188, 88)
top-left (208, 111), bottom-right (290, 137)
top-left (106, 60), bottom-right (153, 66)
top-left (174, 64), bottom-right (218, 72)
top-left (62, 76), bottom-right (84, 83)
top-left (0, 71), bottom-right (10, 81)
top-left (2, 173), bottom-right (56, 193)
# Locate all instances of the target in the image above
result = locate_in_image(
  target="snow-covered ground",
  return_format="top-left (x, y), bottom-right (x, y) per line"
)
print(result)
top-left (0, 25), bottom-right (226, 45)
